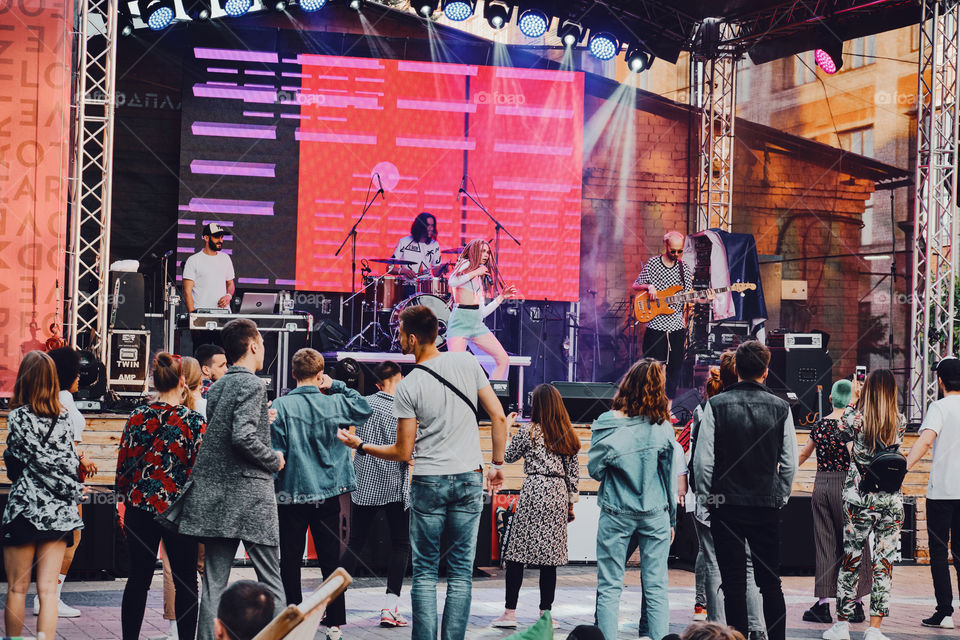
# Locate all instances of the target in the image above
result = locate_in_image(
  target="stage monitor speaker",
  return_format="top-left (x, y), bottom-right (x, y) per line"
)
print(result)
top-left (479, 379), bottom-right (513, 420)
top-left (499, 302), bottom-right (568, 405)
top-left (314, 319), bottom-right (349, 352)
top-left (767, 346), bottom-right (832, 424)
top-left (109, 272), bottom-right (146, 330)
top-left (551, 381), bottom-right (616, 423)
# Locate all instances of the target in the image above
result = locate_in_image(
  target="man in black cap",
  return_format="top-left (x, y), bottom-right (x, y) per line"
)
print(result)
top-left (907, 357), bottom-right (960, 630)
top-left (184, 223), bottom-right (236, 349)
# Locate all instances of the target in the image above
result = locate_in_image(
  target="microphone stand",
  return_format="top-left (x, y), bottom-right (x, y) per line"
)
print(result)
top-left (459, 178), bottom-right (520, 330)
top-left (336, 176), bottom-right (384, 339)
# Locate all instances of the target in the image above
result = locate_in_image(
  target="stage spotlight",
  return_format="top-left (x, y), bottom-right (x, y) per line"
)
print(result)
top-left (269, 0), bottom-right (287, 11)
top-left (348, 0), bottom-right (364, 10)
top-left (299, 0), bottom-right (326, 11)
top-left (625, 45), bottom-right (654, 72)
top-left (483, 0), bottom-right (511, 29)
top-left (589, 31), bottom-right (620, 61)
top-left (814, 44), bottom-right (842, 74)
top-left (221, 0), bottom-right (251, 16)
top-left (558, 20), bottom-right (583, 47)
top-left (416, 0), bottom-right (437, 17)
top-left (118, 0), bottom-right (135, 35)
top-left (183, 0), bottom-right (211, 20)
top-left (138, 0), bottom-right (175, 30)
top-left (518, 9), bottom-right (548, 38)
top-left (442, 0), bottom-right (473, 21)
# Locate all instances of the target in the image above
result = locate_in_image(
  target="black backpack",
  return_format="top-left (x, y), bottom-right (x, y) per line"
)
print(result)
top-left (855, 443), bottom-right (907, 494)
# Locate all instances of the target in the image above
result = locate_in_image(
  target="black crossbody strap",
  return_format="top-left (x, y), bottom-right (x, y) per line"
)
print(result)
top-left (413, 364), bottom-right (479, 423)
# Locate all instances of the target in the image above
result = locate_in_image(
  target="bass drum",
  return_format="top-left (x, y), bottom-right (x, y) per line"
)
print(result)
top-left (390, 295), bottom-right (451, 348)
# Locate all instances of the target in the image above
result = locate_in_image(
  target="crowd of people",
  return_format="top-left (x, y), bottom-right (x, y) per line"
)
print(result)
top-left (2, 306), bottom-right (960, 640)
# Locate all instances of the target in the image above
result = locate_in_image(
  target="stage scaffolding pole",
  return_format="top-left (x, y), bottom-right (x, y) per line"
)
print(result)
top-left (67, 0), bottom-right (119, 364)
top-left (692, 18), bottom-right (737, 233)
top-left (909, 0), bottom-right (960, 421)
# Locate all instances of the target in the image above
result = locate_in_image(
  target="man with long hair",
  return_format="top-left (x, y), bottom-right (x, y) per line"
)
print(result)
top-left (392, 212), bottom-right (442, 279)
top-left (692, 340), bottom-right (797, 640)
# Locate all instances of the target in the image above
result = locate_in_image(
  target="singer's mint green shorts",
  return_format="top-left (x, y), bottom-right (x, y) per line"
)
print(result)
top-left (447, 305), bottom-right (491, 339)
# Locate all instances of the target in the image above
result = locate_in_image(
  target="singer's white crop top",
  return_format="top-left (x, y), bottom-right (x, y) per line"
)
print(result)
top-left (448, 261), bottom-right (502, 318)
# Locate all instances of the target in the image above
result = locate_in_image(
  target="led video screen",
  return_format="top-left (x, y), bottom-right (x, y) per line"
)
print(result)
top-left (178, 44), bottom-right (584, 301)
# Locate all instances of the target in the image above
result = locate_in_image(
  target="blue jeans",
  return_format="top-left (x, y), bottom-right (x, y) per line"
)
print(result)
top-left (409, 471), bottom-right (483, 640)
top-left (596, 505), bottom-right (671, 640)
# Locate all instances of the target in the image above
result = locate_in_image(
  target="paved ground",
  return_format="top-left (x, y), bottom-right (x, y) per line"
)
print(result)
top-left (1, 564), bottom-right (956, 639)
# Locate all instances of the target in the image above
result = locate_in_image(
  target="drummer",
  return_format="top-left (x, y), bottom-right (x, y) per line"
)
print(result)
top-left (391, 212), bottom-right (442, 279)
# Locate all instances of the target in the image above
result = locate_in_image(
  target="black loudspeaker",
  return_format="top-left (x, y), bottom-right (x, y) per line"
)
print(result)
top-left (767, 347), bottom-right (832, 424)
top-left (109, 272), bottom-right (146, 330)
top-left (551, 381), bottom-right (617, 423)
top-left (479, 379), bottom-right (513, 420)
top-left (315, 319), bottom-right (350, 352)
top-left (500, 302), bottom-right (568, 405)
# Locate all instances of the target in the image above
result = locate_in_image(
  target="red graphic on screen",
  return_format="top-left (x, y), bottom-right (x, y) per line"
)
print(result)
top-left (295, 56), bottom-right (584, 301)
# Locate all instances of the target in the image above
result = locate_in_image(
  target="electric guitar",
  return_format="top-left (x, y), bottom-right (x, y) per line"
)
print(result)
top-left (633, 282), bottom-right (757, 324)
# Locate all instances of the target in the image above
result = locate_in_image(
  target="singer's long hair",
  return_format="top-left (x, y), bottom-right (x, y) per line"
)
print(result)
top-left (455, 239), bottom-right (500, 293)
top-left (411, 212), bottom-right (437, 243)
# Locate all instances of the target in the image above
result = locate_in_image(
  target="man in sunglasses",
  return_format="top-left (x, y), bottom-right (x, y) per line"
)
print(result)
top-left (632, 231), bottom-right (692, 403)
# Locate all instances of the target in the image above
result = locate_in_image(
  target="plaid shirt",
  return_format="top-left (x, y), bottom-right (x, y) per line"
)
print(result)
top-left (352, 391), bottom-right (410, 508)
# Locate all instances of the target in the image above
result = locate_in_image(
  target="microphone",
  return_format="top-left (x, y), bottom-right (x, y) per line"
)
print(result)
top-left (375, 173), bottom-right (385, 200)
top-left (162, 249), bottom-right (174, 258)
top-left (458, 175), bottom-right (466, 194)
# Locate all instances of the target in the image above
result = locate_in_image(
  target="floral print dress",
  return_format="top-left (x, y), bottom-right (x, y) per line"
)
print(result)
top-left (2, 407), bottom-right (84, 535)
top-left (502, 423), bottom-right (579, 566)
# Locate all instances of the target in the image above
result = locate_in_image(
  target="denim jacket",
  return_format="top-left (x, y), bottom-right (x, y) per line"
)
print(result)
top-left (271, 381), bottom-right (372, 503)
top-left (588, 411), bottom-right (677, 527)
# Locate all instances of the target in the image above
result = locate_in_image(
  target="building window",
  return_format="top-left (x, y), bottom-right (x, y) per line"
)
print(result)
top-left (846, 35), bottom-right (876, 69)
top-left (794, 50), bottom-right (816, 85)
top-left (839, 126), bottom-right (876, 243)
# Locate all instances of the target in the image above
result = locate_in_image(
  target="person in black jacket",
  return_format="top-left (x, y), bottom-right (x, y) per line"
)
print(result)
top-left (692, 340), bottom-right (798, 640)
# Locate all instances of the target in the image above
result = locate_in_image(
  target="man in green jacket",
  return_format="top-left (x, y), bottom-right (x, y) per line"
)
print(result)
top-left (271, 348), bottom-right (372, 639)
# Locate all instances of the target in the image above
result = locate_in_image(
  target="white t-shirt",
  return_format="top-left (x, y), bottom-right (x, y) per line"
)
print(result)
top-left (392, 236), bottom-right (441, 274)
top-left (182, 251), bottom-right (235, 310)
top-left (59, 390), bottom-right (85, 443)
top-left (922, 395), bottom-right (960, 499)
top-left (393, 351), bottom-right (489, 476)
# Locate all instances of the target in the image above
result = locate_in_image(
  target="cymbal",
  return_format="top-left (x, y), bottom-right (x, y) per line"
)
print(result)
top-left (441, 247), bottom-right (465, 254)
top-left (369, 258), bottom-right (415, 265)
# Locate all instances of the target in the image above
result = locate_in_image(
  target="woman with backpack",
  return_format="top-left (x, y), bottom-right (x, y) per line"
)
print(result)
top-left (491, 384), bottom-right (580, 629)
top-left (822, 370), bottom-right (906, 640)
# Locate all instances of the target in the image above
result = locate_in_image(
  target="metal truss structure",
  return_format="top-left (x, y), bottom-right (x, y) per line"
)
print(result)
top-left (692, 20), bottom-right (737, 232)
top-left (68, 0), bottom-right (119, 362)
top-left (909, 0), bottom-right (960, 420)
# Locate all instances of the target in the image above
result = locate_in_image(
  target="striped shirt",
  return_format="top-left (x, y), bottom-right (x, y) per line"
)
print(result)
top-left (352, 391), bottom-right (410, 508)
top-left (634, 255), bottom-right (690, 331)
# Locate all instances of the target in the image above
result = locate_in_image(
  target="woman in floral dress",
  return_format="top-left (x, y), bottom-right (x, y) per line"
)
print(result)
top-left (2, 351), bottom-right (85, 640)
top-left (492, 384), bottom-right (580, 628)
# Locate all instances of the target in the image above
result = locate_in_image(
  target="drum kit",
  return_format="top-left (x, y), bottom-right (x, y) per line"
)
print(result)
top-left (344, 251), bottom-right (461, 351)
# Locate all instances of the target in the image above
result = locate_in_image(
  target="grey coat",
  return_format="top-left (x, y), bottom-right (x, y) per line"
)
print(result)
top-left (162, 366), bottom-right (283, 546)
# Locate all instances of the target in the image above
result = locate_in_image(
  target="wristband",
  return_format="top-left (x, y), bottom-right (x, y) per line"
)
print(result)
top-left (356, 442), bottom-right (366, 456)
top-left (489, 461), bottom-right (504, 470)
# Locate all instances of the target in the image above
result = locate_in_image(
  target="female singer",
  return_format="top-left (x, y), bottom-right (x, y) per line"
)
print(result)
top-left (447, 239), bottom-right (518, 380)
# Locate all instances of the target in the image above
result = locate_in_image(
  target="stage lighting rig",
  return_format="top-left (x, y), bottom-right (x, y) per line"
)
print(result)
top-left (483, 0), bottom-right (512, 30)
top-left (813, 24), bottom-right (843, 74)
top-left (442, 0), bottom-right (473, 21)
top-left (348, 0), bottom-right (364, 11)
top-left (558, 20), bottom-right (584, 47)
top-left (221, 0), bottom-right (252, 16)
top-left (183, 0), bottom-right (211, 20)
top-left (119, 0), bottom-right (135, 35)
top-left (625, 44), bottom-right (654, 73)
top-left (299, 0), bottom-right (327, 10)
top-left (138, 0), bottom-right (175, 30)
top-left (588, 31), bottom-right (620, 61)
top-left (268, 0), bottom-right (288, 11)
top-left (518, 8), bottom-right (548, 38)
top-left (415, 0), bottom-right (438, 17)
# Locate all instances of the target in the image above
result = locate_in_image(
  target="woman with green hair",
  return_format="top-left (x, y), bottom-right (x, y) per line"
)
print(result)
top-left (797, 378), bottom-right (872, 626)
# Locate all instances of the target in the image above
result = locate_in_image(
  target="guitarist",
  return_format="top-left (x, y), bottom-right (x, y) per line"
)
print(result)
top-left (632, 231), bottom-right (698, 403)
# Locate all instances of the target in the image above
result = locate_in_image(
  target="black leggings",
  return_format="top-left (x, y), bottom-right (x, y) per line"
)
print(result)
top-left (504, 561), bottom-right (557, 611)
top-left (278, 500), bottom-right (346, 626)
top-left (339, 501), bottom-right (410, 597)
top-left (122, 506), bottom-right (199, 640)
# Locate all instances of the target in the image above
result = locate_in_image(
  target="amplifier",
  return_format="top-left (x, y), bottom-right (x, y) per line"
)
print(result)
top-left (107, 330), bottom-right (150, 396)
top-left (767, 346), bottom-right (832, 423)
top-left (479, 379), bottom-right (513, 420)
top-left (551, 381), bottom-right (617, 423)
top-left (185, 312), bottom-right (312, 333)
top-left (768, 332), bottom-right (824, 350)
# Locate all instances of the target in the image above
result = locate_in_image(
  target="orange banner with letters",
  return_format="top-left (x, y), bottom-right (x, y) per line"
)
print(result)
top-left (0, 0), bottom-right (74, 395)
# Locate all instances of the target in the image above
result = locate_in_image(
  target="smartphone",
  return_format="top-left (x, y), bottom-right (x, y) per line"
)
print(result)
top-left (855, 366), bottom-right (867, 383)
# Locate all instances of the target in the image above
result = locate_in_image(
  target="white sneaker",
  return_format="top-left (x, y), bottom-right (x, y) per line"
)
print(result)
top-left (32, 596), bottom-right (80, 618)
top-left (863, 628), bottom-right (890, 640)
top-left (823, 621), bottom-right (850, 640)
top-left (167, 619), bottom-right (178, 640)
top-left (326, 626), bottom-right (342, 640)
